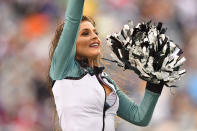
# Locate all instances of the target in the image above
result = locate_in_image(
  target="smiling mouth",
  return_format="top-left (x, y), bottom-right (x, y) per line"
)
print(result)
top-left (89, 43), bottom-right (99, 48)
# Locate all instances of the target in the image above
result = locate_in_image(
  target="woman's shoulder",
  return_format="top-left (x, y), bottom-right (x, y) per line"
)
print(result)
top-left (50, 59), bottom-right (83, 81)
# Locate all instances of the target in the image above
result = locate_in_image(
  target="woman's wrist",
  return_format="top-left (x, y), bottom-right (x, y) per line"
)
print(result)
top-left (146, 82), bottom-right (164, 94)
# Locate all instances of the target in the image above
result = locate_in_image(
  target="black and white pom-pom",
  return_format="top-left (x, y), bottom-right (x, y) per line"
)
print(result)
top-left (106, 20), bottom-right (186, 87)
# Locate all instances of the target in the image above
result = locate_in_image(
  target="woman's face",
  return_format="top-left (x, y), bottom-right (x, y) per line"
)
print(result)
top-left (76, 21), bottom-right (101, 60)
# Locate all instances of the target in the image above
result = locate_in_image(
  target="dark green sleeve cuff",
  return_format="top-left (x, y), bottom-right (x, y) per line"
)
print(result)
top-left (146, 82), bottom-right (164, 94)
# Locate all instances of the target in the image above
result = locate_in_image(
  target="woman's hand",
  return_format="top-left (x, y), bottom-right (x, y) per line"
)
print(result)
top-left (146, 82), bottom-right (164, 94)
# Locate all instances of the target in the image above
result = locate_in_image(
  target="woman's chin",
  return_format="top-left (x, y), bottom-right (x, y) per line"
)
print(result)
top-left (87, 51), bottom-right (100, 58)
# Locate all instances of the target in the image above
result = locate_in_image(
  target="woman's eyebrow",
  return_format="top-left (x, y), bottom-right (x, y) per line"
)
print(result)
top-left (82, 28), bottom-right (90, 31)
top-left (81, 28), bottom-right (96, 32)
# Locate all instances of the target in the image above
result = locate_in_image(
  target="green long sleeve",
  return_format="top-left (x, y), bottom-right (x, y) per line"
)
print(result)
top-left (50, 0), bottom-right (85, 80)
top-left (116, 87), bottom-right (160, 126)
top-left (104, 75), bottom-right (160, 126)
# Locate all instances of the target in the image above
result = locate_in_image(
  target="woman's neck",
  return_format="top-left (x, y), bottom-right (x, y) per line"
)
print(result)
top-left (75, 56), bottom-right (95, 68)
top-left (88, 58), bottom-right (94, 68)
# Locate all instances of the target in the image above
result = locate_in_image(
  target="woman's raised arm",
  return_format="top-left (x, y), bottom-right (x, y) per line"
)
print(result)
top-left (50, 0), bottom-right (85, 80)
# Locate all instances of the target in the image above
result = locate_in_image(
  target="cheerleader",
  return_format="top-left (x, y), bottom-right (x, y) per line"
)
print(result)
top-left (48, 0), bottom-right (163, 131)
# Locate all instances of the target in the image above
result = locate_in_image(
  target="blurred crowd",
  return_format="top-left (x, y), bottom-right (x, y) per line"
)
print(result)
top-left (0, 0), bottom-right (197, 131)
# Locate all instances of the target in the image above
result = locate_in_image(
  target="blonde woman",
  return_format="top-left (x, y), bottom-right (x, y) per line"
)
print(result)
top-left (49, 0), bottom-right (163, 131)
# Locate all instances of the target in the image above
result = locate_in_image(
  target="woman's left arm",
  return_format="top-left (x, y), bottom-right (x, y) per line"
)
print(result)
top-left (116, 82), bottom-right (163, 126)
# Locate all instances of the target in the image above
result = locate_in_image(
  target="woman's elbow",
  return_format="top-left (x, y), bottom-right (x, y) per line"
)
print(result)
top-left (131, 118), bottom-right (151, 127)
top-left (137, 120), bottom-right (150, 127)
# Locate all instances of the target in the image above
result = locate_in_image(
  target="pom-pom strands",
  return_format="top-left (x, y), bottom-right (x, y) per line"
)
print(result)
top-left (106, 21), bottom-right (186, 87)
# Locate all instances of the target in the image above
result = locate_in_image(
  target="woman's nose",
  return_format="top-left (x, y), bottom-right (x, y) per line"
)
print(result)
top-left (91, 32), bottom-right (98, 40)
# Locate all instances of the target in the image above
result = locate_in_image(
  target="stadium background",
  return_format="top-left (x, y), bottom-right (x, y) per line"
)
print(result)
top-left (0, 0), bottom-right (197, 130)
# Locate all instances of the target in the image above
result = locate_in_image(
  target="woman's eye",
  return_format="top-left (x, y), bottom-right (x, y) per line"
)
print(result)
top-left (81, 31), bottom-right (99, 36)
top-left (82, 32), bottom-right (89, 36)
